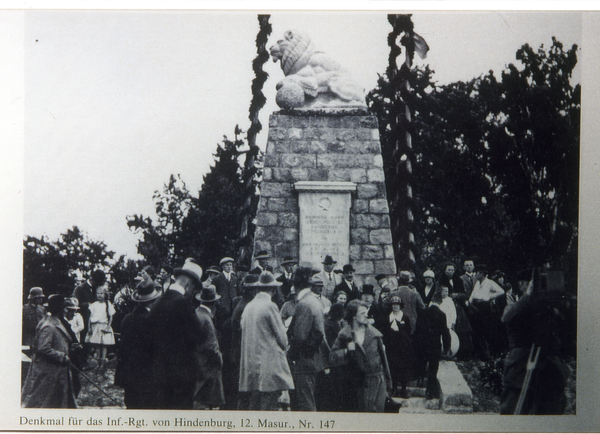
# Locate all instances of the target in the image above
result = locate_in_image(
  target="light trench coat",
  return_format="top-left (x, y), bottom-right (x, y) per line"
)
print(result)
top-left (239, 291), bottom-right (294, 392)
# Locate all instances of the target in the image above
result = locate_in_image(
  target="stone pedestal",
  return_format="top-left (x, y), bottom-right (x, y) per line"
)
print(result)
top-left (253, 110), bottom-right (397, 284)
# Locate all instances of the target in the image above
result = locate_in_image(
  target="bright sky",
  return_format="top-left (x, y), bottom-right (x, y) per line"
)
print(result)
top-left (23, 11), bottom-right (582, 260)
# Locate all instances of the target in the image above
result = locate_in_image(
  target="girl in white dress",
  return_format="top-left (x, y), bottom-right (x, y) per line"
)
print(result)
top-left (85, 286), bottom-right (115, 366)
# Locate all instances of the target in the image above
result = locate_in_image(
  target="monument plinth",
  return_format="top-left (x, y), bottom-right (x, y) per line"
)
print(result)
top-left (253, 110), bottom-right (397, 284)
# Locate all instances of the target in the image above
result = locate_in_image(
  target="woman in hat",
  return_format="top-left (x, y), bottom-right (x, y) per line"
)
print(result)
top-left (330, 299), bottom-right (392, 412)
top-left (22, 295), bottom-right (79, 408)
top-left (85, 286), bottom-right (116, 369)
top-left (383, 295), bottom-right (417, 398)
top-left (115, 279), bottom-right (162, 408)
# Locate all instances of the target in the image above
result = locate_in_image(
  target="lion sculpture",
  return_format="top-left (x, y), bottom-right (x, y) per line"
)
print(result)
top-left (270, 30), bottom-right (366, 109)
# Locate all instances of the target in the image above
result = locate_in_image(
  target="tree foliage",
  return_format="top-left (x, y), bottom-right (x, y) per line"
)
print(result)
top-left (368, 38), bottom-right (579, 286)
top-left (23, 226), bottom-right (115, 302)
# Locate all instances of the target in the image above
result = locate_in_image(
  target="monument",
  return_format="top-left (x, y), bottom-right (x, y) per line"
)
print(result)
top-left (252, 30), bottom-right (397, 285)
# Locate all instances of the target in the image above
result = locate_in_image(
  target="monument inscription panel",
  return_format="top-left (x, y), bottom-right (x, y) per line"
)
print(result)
top-left (295, 181), bottom-right (356, 268)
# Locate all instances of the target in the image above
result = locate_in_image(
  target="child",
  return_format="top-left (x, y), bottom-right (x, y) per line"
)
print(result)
top-left (85, 286), bottom-right (115, 368)
top-left (66, 297), bottom-right (85, 342)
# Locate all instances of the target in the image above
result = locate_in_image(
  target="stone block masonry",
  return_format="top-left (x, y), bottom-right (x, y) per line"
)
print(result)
top-left (254, 110), bottom-right (397, 285)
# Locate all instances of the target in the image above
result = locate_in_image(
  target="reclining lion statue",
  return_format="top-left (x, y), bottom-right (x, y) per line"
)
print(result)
top-left (270, 30), bottom-right (366, 109)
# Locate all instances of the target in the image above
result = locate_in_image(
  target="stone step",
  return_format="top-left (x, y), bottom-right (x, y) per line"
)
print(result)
top-left (439, 360), bottom-right (473, 414)
top-left (392, 396), bottom-right (442, 414)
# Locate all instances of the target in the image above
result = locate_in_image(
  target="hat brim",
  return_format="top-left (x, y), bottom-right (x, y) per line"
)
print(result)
top-left (255, 255), bottom-right (270, 260)
top-left (281, 260), bottom-right (297, 266)
top-left (256, 280), bottom-right (283, 287)
top-left (173, 268), bottom-right (203, 285)
top-left (132, 289), bottom-right (161, 302)
top-left (65, 306), bottom-right (80, 310)
top-left (195, 292), bottom-right (222, 303)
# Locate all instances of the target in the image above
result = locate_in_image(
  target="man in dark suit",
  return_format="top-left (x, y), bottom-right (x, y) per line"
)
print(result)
top-left (334, 264), bottom-right (361, 301)
top-left (459, 258), bottom-right (476, 299)
top-left (250, 250), bottom-right (274, 275)
top-left (213, 257), bottom-right (239, 319)
top-left (148, 258), bottom-right (205, 409)
top-left (275, 256), bottom-right (296, 309)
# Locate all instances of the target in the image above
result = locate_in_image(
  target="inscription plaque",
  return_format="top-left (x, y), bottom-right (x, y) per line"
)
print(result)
top-left (295, 181), bottom-right (356, 268)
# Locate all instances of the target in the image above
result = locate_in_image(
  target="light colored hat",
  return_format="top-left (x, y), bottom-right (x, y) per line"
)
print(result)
top-left (423, 269), bottom-right (435, 279)
top-left (219, 257), bottom-right (235, 266)
top-left (254, 250), bottom-right (270, 260)
top-left (256, 271), bottom-right (283, 287)
top-left (206, 266), bottom-right (221, 275)
top-left (398, 270), bottom-right (413, 284)
top-left (64, 297), bottom-right (80, 310)
top-left (173, 258), bottom-right (203, 286)
top-left (196, 284), bottom-right (221, 303)
top-left (280, 256), bottom-right (297, 266)
top-left (28, 287), bottom-right (45, 300)
top-left (310, 275), bottom-right (324, 287)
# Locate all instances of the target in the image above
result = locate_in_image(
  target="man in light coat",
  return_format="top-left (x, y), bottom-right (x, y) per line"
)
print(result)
top-left (287, 270), bottom-right (330, 411)
top-left (316, 255), bottom-right (343, 301)
top-left (238, 272), bottom-right (294, 411)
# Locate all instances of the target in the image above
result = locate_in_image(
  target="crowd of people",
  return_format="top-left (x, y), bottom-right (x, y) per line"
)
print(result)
top-left (21, 252), bottom-right (575, 414)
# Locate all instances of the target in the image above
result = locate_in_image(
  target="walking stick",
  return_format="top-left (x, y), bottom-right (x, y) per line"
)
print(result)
top-left (514, 343), bottom-right (541, 415)
top-left (70, 363), bottom-right (125, 409)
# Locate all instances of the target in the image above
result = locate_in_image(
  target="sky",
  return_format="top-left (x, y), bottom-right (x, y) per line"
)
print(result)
top-left (22, 10), bottom-right (582, 260)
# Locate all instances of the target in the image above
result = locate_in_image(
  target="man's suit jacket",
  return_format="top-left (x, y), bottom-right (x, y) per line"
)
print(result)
top-left (316, 270), bottom-right (343, 301)
top-left (460, 273), bottom-right (476, 299)
top-left (213, 273), bottom-right (239, 316)
top-left (334, 280), bottom-right (361, 302)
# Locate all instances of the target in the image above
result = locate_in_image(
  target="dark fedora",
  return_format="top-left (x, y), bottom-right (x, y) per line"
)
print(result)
top-left (398, 270), bottom-right (413, 285)
top-left (322, 255), bottom-right (337, 265)
top-left (342, 264), bottom-right (355, 273)
top-left (196, 284), bottom-right (221, 303)
top-left (280, 256), bottom-right (297, 266)
top-left (254, 250), bottom-right (270, 260)
top-left (132, 280), bottom-right (162, 302)
top-left (362, 284), bottom-right (375, 296)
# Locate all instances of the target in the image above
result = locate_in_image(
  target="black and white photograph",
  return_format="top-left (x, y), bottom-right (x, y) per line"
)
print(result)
top-left (3, 4), bottom-right (600, 432)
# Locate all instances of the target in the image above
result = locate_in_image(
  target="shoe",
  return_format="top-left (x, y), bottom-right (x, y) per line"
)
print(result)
top-left (400, 390), bottom-right (409, 399)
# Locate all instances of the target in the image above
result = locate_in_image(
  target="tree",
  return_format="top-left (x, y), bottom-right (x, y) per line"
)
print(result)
top-left (23, 226), bottom-right (115, 302)
top-left (368, 39), bottom-right (579, 286)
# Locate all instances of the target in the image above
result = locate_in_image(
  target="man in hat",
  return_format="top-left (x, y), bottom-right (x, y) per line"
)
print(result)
top-left (287, 269), bottom-right (330, 411)
top-left (72, 269), bottom-right (106, 345)
top-left (334, 264), bottom-right (361, 302)
top-left (193, 284), bottom-right (225, 409)
top-left (115, 279), bottom-right (161, 408)
top-left (468, 264), bottom-right (505, 360)
top-left (250, 250), bottom-right (274, 275)
top-left (316, 255), bottom-right (343, 301)
top-left (213, 257), bottom-right (239, 319)
top-left (361, 284), bottom-right (381, 327)
top-left (22, 295), bottom-right (79, 408)
top-left (276, 256), bottom-right (297, 306)
top-left (22, 287), bottom-right (46, 346)
top-left (203, 265), bottom-right (221, 286)
top-left (387, 271), bottom-right (426, 335)
top-left (239, 271), bottom-right (294, 410)
top-left (148, 258), bottom-right (206, 409)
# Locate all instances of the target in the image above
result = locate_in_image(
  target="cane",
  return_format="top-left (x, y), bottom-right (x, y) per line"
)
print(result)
top-left (514, 343), bottom-right (541, 415)
top-left (70, 362), bottom-right (125, 409)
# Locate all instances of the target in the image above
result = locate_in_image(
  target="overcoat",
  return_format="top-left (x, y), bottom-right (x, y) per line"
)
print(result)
top-left (239, 292), bottom-right (294, 392)
top-left (387, 286), bottom-right (425, 334)
top-left (148, 288), bottom-right (205, 408)
top-left (22, 303), bottom-right (45, 346)
top-left (114, 305), bottom-right (158, 409)
top-left (330, 324), bottom-right (392, 413)
top-left (21, 315), bottom-right (77, 408)
top-left (194, 305), bottom-right (225, 407)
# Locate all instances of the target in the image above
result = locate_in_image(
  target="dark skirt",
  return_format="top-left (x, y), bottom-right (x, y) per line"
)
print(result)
top-left (384, 322), bottom-right (417, 385)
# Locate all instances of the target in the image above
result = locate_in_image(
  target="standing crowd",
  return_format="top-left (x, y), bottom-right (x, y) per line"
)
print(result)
top-left (22, 253), bottom-right (575, 414)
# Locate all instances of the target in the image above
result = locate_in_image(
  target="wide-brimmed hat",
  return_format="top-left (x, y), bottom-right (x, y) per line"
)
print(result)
top-left (281, 256), bottom-right (297, 266)
top-left (219, 257), bottom-right (235, 266)
top-left (254, 250), bottom-right (270, 260)
top-left (322, 255), bottom-right (337, 265)
top-left (398, 270), bottom-right (413, 284)
top-left (362, 284), bottom-right (375, 296)
top-left (196, 284), bottom-right (221, 303)
top-left (173, 258), bottom-right (203, 286)
top-left (423, 269), bottom-right (435, 279)
top-left (206, 265), bottom-right (222, 275)
top-left (342, 264), bottom-right (355, 273)
top-left (64, 297), bottom-right (80, 310)
top-left (242, 273), bottom-right (260, 287)
top-left (132, 280), bottom-right (162, 302)
top-left (28, 287), bottom-right (45, 300)
top-left (256, 271), bottom-right (282, 287)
